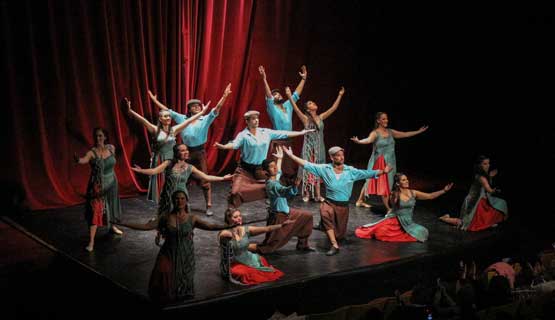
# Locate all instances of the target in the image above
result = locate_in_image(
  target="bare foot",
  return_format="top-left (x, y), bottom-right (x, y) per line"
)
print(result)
top-left (85, 244), bottom-right (94, 252)
top-left (356, 201), bottom-right (371, 208)
top-left (111, 226), bottom-right (123, 235)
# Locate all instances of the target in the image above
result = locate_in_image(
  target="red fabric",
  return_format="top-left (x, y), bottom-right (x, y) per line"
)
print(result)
top-left (467, 198), bottom-right (505, 231)
top-left (355, 217), bottom-right (417, 242)
top-left (89, 199), bottom-right (105, 227)
top-left (230, 256), bottom-right (284, 285)
top-left (366, 155), bottom-right (391, 196)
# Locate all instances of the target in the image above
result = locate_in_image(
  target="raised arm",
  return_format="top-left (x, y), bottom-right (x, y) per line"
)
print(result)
top-left (191, 166), bottom-right (233, 182)
top-left (282, 146), bottom-right (307, 167)
top-left (320, 86), bottom-right (345, 121)
top-left (113, 218), bottom-right (159, 231)
top-left (192, 215), bottom-right (232, 231)
top-left (172, 105), bottom-right (207, 134)
top-left (74, 150), bottom-right (94, 165)
top-left (391, 126), bottom-right (429, 139)
top-left (286, 86), bottom-right (308, 126)
top-left (148, 90), bottom-right (170, 111)
top-left (478, 176), bottom-right (496, 193)
top-left (414, 183), bottom-right (453, 200)
top-left (131, 160), bottom-right (171, 176)
top-left (273, 146), bottom-right (284, 172)
top-left (125, 97), bottom-right (158, 133)
top-left (351, 130), bottom-right (377, 145)
top-left (248, 219), bottom-right (295, 237)
top-left (294, 65), bottom-right (308, 96)
top-left (259, 65), bottom-right (273, 99)
top-left (213, 83), bottom-right (232, 114)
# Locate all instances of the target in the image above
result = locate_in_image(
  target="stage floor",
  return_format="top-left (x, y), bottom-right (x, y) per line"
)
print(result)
top-left (10, 181), bottom-right (512, 316)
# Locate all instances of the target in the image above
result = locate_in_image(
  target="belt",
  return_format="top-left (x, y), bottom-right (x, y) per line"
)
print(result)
top-left (187, 144), bottom-right (205, 152)
top-left (325, 198), bottom-right (350, 207)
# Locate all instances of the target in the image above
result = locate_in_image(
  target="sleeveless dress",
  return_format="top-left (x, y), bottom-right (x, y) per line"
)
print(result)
top-left (147, 129), bottom-right (176, 203)
top-left (361, 129), bottom-right (396, 197)
top-left (227, 227), bottom-right (284, 285)
top-left (355, 191), bottom-right (428, 242)
top-left (157, 163), bottom-right (193, 216)
top-left (460, 175), bottom-right (508, 231)
top-left (298, 117), bottom-right (326, 199)
top-left (148, 214), bottom-right (195, 303)
top-left (85, 147), bottom-right (122, 228)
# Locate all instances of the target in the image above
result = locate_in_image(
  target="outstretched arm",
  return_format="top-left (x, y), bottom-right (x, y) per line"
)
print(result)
top-left (259, 65), bottom-right (273, 99)
top-left (125, 97), bottom-right (158, 134)
top-left (294, 65), bottom-right (308, 96)
top-left (131, 160), bottom-right (171, 176)
top-left (414, 183), bottom-right (453, 200)
top-left (148, 90), bottom-right (170, 111)
top-left (173, 105), bottom-right (207, 134)
top-left (248, 219), bottom-right (295, 237)
top-left (213, 83), bottom-right (232, 114)
top-left (191, 166), bottom-right (233, 182)
top-left (282, 146), bottom-right (307, 167)
top-left (74, 150), bottom-right (94, 165)
top-left (213, 142), bottom-right (234, 150)
top-left (113, 218), bottom-right (158, 231)
top-left (284, 128), bottom-right (315, 139)
top-left (192, 215), bottom-right (232, 231)
top-left (286, 86), bottom-right (308, 126)
top-left (351, 131), bottom-right (377, 145)
top-left (320, 86), bottom-right (345, 121)
top-left (391, 126), bottom-right (428, 139)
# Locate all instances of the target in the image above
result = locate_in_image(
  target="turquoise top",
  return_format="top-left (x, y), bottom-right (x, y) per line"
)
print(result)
top-left (169, 109), bottom-right (218, 147)
top-left (232, 128), bottom-right (289, 165)
top-left (265, 92), bottom-right (299, 131)
top-left (266, 171), bottom-right (298, 214)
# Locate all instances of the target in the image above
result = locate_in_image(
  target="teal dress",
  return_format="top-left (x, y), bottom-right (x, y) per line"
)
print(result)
top-left (460, 175), bottom-right (508, 230)
top-left (298, 117), bottom-right (326, 199)
top-left (362, 129), bottom-right (396, 196)
top-left (147, 129), bottom-right (176, 203)
top-left (360, 192), bottom-right (428, 242)
top-left (230, 228), bottom-right (275, 272)
top-left (85, 147), bottom-right (122, 227)
top-left (157, 163), bottom-right (193, 216)
top-left (149, 214), bottom-right (195, 302)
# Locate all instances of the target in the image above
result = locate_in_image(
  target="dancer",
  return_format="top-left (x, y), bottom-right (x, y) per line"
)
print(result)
top-left (259, 65), bottom-right (307, 184)
top-left (125, 97), bottom-right (205, 203)
top-left (283, 146), bottom-right (391, 256)
top-left (131, 144), bottom-right (232, 216)
top-left (257, 146), bottom-right (314, 254)
top-left (351, 112), bottom-right (428, 212)
top-left (439, 155), bottom-right (508, 231)
top-left (114, 190), bottom-right (230, 303)
top-left (286, 85), bottom-right (345, 202)
top-left (355, 173), bottom-right (453, 242)
top-left (74, 127), bottom-right (123, 252)
top-left (219, 208), bottom-right (291, 284)
top-left (214, 110), bottom-right (313, 208)
top-left (148, 83), bottom-right (232, 215)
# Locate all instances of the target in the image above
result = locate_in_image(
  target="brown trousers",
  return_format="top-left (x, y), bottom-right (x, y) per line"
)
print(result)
top-left (228, 166), bottom-right (267, 208)
top-left (257, 208), bottom-right (314, 254)
top-left (268, 139), bottom-right (297, 185)
top-left (320, 201), bottom-right (350, 240)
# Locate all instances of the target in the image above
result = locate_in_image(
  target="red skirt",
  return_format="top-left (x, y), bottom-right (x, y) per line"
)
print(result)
top-left (230, 256), bottom-right (284, 285)
top-left (467, 198), bottom-right (505, 231)
top-left (366, 155), bottom-right (390, 196)
top-left (355, 217), bottom-right (417, 242)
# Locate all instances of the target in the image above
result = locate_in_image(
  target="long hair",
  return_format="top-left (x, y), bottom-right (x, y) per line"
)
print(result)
top-left (92, 127), bottom-right (109, 145)
top-left (170, 190), bottom-right (188, 214)
top-left (171, 143), bottom-right (188, 164)
top-left (389, 173), bottom-right (406, 210)
top-left (224, 207), bottom-right (240, 225)
top-left (374, 112), bottom-right (387, 129)
top-left (473, 155), bottom-right (490, 178)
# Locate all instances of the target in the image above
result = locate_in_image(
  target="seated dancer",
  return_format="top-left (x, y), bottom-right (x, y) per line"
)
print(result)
top-left (148, 83), bottom-right (232, 215)
top-left (439, 155), bottom-right (507, 231)
top-left (131, 144), bottom-right (232, 217)
top-left (113, 190), bottom-right (230, 304)
top-left (256, 146), bottom-right (314, 254)
top-left (219, 208), bottom-right (292, 285)
top-left (355, 173), bottom-right (453, 242)
top-left (125, 97), bottom-right (205, 203)
top-left (214, 110), bottom-right (313, 208)
top-left (283, 146), bottom-right (391, 256)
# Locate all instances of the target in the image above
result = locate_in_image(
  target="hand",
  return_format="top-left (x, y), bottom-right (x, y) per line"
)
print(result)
top-left (443, 183), bottom-right (454, 192)
top-left (222, 174), bottom-right (234, 181)
top-left (73, 152), bottom-right (79, 163)
top-left (419, 125), bottom-right (429, 133)
top-left (350, 136), bottom-right (360, 143)
top-left (258, 65), bottom-right (266, 78)
top-left (282, 146), bottom-right (294, 157)
top-left (123, 97), bottom-right (131, 112)
top-left (338, 86), bottom-right (345, 96)
top-left (302, 129), bottom-right (316, 134)
top-left (201, 102), bottom-right (210, 114)
top-left (272, 145), bottom-right (283, 159)
top-left (147, 90), bottom-right (157, 100)
top-left (131, 164), bottom-right (142, 172)
top-left (282, 219), bottom-right (296, 226)
top-left (383, 164), bottom-right (393, 174)
top-left (299, 65), bottom-right (307, 80)
top-left (213, 142), bottom-right (225, 149)
top-left (223, 83), bottom-right (232, 96)
top-left (285, 86), bottom-right (292, 97)
top-left (489, 169), bottom-right (498, 177)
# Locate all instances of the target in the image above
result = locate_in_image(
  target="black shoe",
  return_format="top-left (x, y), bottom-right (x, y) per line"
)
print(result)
top-left (296, 245), bottom-right (316, 252)
top-left (325, 247), bottom-right (340, 256)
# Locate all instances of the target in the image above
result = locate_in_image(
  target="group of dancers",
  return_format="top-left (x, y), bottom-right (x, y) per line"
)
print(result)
top-left (73, 65), bottom-right (508, 303)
